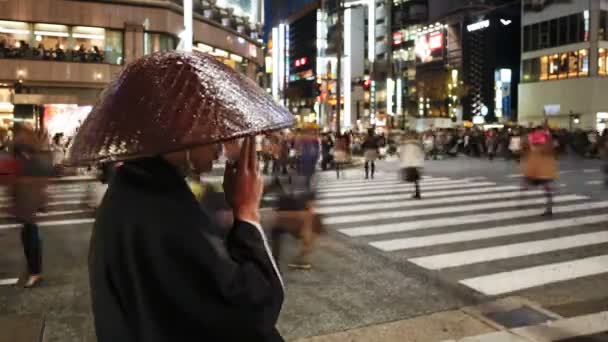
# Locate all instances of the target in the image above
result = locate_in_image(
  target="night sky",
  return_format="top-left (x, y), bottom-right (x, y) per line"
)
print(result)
top-left (264, 0), bottom-right (318, 39)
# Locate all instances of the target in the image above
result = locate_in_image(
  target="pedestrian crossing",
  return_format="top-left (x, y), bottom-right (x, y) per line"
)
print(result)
top-left (0, 182), bottom-right (96, 230)
top-left (317, 174), bottom-right (608, 297)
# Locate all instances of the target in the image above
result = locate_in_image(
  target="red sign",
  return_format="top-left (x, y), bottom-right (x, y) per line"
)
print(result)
top-left (428, 32), bottom-right (443, 50)
top-left (392, 31), bottom-right (403, 46)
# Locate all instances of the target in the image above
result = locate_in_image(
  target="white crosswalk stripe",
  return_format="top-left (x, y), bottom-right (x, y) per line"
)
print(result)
top-left (319, 174), bottom-right (608, 297)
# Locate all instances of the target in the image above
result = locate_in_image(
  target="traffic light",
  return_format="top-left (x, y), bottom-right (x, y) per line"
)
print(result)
top-left (362, 79), bottom-right (371, 90)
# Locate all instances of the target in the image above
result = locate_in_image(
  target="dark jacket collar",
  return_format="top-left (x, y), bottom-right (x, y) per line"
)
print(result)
top-left (117, 156), bottom-right (188, 192)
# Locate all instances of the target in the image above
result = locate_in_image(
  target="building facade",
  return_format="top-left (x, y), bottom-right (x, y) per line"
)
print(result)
top-left (519, 0), bottom-right (608, 130)
top-left (0, 0), bottom-right (264, 137)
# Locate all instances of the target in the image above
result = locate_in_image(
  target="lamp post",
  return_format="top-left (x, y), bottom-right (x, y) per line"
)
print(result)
top-left (183, 0), bottom-right (193, 52)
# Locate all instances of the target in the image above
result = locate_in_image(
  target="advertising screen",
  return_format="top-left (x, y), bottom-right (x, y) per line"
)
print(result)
top-left (415, 30), bottom-right (444, 63)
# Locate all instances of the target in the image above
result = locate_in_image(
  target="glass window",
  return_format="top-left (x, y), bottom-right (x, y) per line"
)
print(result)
top-left (568, 14), bottom-right (578, 44)
top-left (72, 26), bottom-right (105, 63)
top-left (600, 11), bottom-right (607, 41)
top-left (558, 52), bottom-right (568, 78)
top-left (568, 50), bottom-right (579, 77)
top-left (531, 24), bottom-right (539, 51)
top-left (104, 30), bottom-right (123, 65)
top-left (579, 49), bottom-right (589, 76)
top-left (144, 32), bottom-right (177, 55)
top-left (522, 59), bottom-right (531, 81)
top-left (32, 23), bottom-right (69, 61)
top-left (549, 19), bottom-right (558, 47)
top-left (558, 16), bottom-right (568, 45)
top-left (599, 48), bottom-right (607, 76)
top-left (0, 20), bottom-right (32, 58)
top-left (540, 55), bottom-right (549, 80)
top-left (548, 54), bottom-right (559, 79)
top-left (523, 25), bottom-right (531, 52)
top-left (540, 21), bottom-right (549, 48)
top-left (531, 58), bottom-right (540, 82)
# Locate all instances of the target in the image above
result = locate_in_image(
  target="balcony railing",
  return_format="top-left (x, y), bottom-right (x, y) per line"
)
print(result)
top-left (0, 44), bottom-right (121, 65)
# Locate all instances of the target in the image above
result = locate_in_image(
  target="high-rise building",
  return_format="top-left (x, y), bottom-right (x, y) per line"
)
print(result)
top-left (0, 0), bottom-right (265, 136)
top-left (519, 0), bottom-right (608, 130)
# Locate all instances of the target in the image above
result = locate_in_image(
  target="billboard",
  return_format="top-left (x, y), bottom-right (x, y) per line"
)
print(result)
top-left (415, 30), bottom-right (444, 63)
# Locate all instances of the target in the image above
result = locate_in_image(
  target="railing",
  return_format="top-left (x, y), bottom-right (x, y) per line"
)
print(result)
top-left (0, 45), bottom-right (122, 65)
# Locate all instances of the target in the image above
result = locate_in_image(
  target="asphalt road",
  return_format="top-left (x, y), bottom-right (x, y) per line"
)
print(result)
top-left (1, 155), bottom-right (607, 341)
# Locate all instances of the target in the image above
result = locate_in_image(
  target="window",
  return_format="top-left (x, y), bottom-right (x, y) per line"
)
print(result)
top-left (144, 32), bottom-right (177, 55)
top-left (531, 24), bottom-right (539, 50)
top-left (549, 19), bottom-right (558, 47)
top-left (599, 48), bottom-right (608, 76)
top-left (568, 14), bottom-right (578, 44)
top-left (568, 50), bottom-right (579, 78)
top-left (548, 54), bottom-right (559, 79)
top-left (72, 26), bottom-right (106, 63)
top-left (0, 20), bottom-right (122, 64)
top-left (540, 56), bottom-right (548, 80)
top-left (525, 49), bottom-right (588, 82)
top-left (539, 21), bottom-right (549, 49)
top-left (524, 25), bottom-right (531, 51)
top-left (33, 23), bottom-right (69, 61)
top-left (600, 11), bottom-right (608, 41)
top-left (558, 16), bottom-right (568, 45)
top-left (558, 52), bottom-right (568, 79)
top-left (579, 49), bottom-right (589, 76)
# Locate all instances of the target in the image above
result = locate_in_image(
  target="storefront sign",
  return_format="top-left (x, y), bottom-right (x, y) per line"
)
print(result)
top-left (467, 20), bottom-right (490, 32)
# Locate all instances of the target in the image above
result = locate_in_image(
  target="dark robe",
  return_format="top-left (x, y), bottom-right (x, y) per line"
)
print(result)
top-left (89, 157), bottom-right (284, 342)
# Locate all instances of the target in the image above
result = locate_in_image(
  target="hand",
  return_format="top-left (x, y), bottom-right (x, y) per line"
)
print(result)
top-left (224, 136), bottom-right (263, 223)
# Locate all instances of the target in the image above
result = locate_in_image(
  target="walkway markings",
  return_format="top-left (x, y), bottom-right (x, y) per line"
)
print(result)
top-left (325, 195), bottom-right (585, 225)
top-left (341, 201), bottom-right (608, 237)
top-left (459, 254), bottom-right (608, 295)
top-left (409, 231), bottom-right (608, 270)
top-left (372, 214), bottom-right (608, 251)
top-left (319, 181), bottom-right (497, 198)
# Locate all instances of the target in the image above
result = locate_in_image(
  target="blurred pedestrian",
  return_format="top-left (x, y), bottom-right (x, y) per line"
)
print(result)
top-left (521, 126), bottom-right (557, 216)
top-left (12, 123), bottom-right (51, 288)
top-left (334, 134), bottom-right (348, 179)
top-left (400, 132), bottom-right (424, 199)
top-left (362, 129), bottom-right (379, 179)
top-left (320, 134), bottom-right (334, 171)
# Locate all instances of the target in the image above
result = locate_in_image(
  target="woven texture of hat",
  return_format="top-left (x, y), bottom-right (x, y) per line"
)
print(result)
top-left (67, 50), bottom-right (293, 164)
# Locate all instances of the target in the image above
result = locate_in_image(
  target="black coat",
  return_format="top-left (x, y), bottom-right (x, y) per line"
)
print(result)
top-left (89, 157), bottom-right (284, 342)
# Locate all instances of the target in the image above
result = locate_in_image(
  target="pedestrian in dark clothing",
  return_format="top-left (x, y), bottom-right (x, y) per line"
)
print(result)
top-left (69, 51), bottom-right (289, 342)
top-left (89, 139), bottom-right (284, 342)
top-left (362, 130), bottom-right (379, 179)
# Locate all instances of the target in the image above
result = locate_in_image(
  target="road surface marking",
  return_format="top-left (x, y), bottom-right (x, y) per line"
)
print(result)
top-left (317, 190), bottom-right (546, 215)
top-left (459, 254), bottom-right (608, 295)
top-left (583, 169), bottom-right (600, 173)
top-left (375, 214), bottom-right (608, 251)
top-left (0, 193), bottom-right (86, 202)
top-left (586, 180), bottom-right (603, 185)
top-left (0, 199), bottom-right (84, 209)
top-left (325, 195), bottom-right (585, 225)
top-left (409, 231), bottom-right (608, 269)
top-left (0, 209), bottom-right (91, 219)
top-left (318, 178), bottom-right (456, 190)
top-left (318, 181), bottom-right (497, 198)
top-left (507, 174), bottom-right (522, 178)
top-left (0, 278), bottom-right (19, 286)
top-left (317, 175), bottom-right (435, 185)
top-left (318, 179), bottom-right (477, 194)
top-left (0, 218), bottom-right (94, 230)
top-left (340, 201), bottom-right (608, 237)
top-left (451, 311), bottom-right (608, 342)
top-left (317, 185), bottom-right (521, 206)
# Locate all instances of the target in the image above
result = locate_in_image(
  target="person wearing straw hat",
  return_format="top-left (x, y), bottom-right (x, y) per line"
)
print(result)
top-left (68, 51), bottom-right (292, 342)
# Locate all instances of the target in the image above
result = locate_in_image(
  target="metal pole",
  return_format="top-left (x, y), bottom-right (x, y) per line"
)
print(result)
top-left (183, 0), bottom-right (193, 52)
top-left (335, 0), bottom-right (342, 136)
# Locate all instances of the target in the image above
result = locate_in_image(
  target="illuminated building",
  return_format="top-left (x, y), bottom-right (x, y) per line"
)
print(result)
top-left (519, 0), bottom-right (608, 130)
top-left (0, 0), bottom-right (264, 131)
